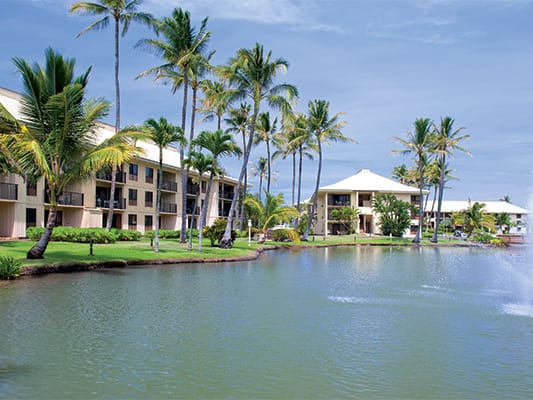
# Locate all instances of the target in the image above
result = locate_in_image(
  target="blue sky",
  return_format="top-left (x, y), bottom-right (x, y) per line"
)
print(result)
top-left (1, 0), bottom-right (532, 207)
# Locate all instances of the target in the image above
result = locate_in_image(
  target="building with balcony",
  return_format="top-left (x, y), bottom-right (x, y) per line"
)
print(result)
top-left (315, 168), bottom-right (425, 236)
top-left (0, 87), bottom-right (238, 238)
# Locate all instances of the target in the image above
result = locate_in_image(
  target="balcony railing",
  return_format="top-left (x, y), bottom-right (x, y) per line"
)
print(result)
top-left (161, 202), bottom-right (177, 213)
top-left (219, 190), bottom-right (234, 199)
top-left (96, 171), bottom-right (127, 184)
top-left (187, 183), bottom-right (199, 195)
top-left (0, 182), bottom-right (18, 200)
top-left (160, 181), bottom-right (177, 192)
top-left (95, 197), bottom-right (126, 209)
top-left (45, 190), bottom-right (84, 206)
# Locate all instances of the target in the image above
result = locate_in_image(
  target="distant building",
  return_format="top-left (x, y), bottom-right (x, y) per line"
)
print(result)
top-left (0, 87), bottom-right (237, 238)
top-left (315, 168), bottom-right (426, 236)
top-left (424, 200), bottom-right (529, 235)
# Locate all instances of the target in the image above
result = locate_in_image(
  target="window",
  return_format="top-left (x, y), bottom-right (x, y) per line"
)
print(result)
top-left (128, 214), bottom-right (137, 230)
top-left (145, 191), bottom-right (153, 207)
top-left (26, 208), bottom-right (37, 228)
top-left (128, 189), bottom-right (138, 206)
top-left (26, 180), bottom-right (37, 196)
top-left (129, 163), bottom-right (138, 181)
top-left (145, 167), bottom-right (154, 184)
top-left (145, 215), bottom-right (153, 229)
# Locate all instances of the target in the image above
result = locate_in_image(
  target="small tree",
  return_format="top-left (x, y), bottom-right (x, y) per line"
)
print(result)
top-left (330, 207), bottom-right (360, 234)
top-left (372, 193), bottom-right (413, 237)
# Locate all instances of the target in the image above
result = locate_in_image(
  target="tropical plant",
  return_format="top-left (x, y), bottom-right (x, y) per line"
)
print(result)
top-left (203, 218), bottom-right (236, 246)
top-left (183, 151), bottom-right (214, 250)
top-left (372, 193), bottom-right (413, 237)
top-left (250, 156), bottom-right (268, 202)
top-left (254, 112), bottom-right (278, 193)
top-left (217, 43), bottom-right (298, 248)
top-left (431, 116), bottom-right (470, 243)
top-left (137, 7), bottom-right (211, 243)
top-left (495, 212), bottom-right (512, 233)
top-left (244, 192), bottom-right (297, 233)
top-left (330, 207), bottom-right (360, 234)
top-left (391, 164), bottom-right (410, 185)
top-left (393, 117), bottom-right (433, 243)
top-left (144, 117), bottom-right (185, 252)
top-left (70, 0), bottom-right (154, 131)
top-left (192, 129), bottom-right (241, 252)
top-left (0, 48), bottom-right (111, 259)
top-left (271, 228), bottom-right (300, 242)
top-left (199, 78), bottom-right (233, 130)
top-left (0, 256), bottom-right (22, 280)
top-left (463, 201), bottom-right (495, 237)
top-left (303, 99), bottom-right (349, 241)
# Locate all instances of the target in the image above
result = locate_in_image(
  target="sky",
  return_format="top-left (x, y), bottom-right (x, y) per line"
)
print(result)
top-left (1, 0), bottom-right (532, 207)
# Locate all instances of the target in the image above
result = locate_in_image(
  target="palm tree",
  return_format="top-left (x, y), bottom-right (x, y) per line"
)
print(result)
top-left (495, 212), bottom-right (512, 233)
top-left (144, 117), bottom-right (185, 252)
top-left (217, 43), bottom-right (298, 248)
top-left (250, 157), bottom-right (268, 202)
top-left (192, 129), bottom-right (241, 251)
top-left (137, 7), bottom-right (210, 243)
top-left (393, 117), bottom-right (433, 243)
top-left (431, 117), bottom-right (470, 243)
top-left (303, 99), bottom-right (349, 241)
top-left (244, 192), bottom-right (297, 233)
top-left (392, 164), bottom-right (409, 184)
top-left (199, 78), bottom-right (234, 130)
top-left (183, 151), bottom-right (214, 250)
top-left (70, 0), bottom-right (154, 132)
top-left (500, 195), bottom-right (511, 203)
top-left (254, 112), bottom-right (278, 193)
top-left (0, 48), bottom-right (110, 259)
top-left (463, 201), bottom-right (495, 237)
top-left (225, 103), bottom-right (251, 230)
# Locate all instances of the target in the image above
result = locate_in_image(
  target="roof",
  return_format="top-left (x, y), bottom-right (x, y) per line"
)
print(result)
top-left (0, 87), bottom-right (239, 183)
top-left (320, 168), bottom-right (424, 194)
top-left (426, 200), bottom-right (529, 215)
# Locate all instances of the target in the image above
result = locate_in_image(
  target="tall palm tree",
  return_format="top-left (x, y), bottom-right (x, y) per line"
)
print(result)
top-left (303, 99), bottom-right (349, 241)
top-left (250, 157), bottom-right (268, 202)
top-left (183, 151), bottom-right (213, 250)
top-left (137, 7), bottom-right (210, 243)
top-left (244, 192), bottom-right (297, 233)
top-left (393, 117), bottom-right (433, 243)
top-left (254, 112), bottom-right (278, 193)
top-left (431, 116), bottom-right (470, 243)
top-left (392, 164), bottom-right (409, 184)
top-left (192, 129), bottom-right (241, 251)
top-left (144, 117), bottom-right (185, 252)
top-left (225, 103), bottom-right (251, 230)
top-left (217, 43), bottom-right (298, 248)
top-left (0, 48), bottom-right (110, 259)
top-left (199, 78), bottom-right (234, 130)
top-left (70, 0), bottom-right (154, 132)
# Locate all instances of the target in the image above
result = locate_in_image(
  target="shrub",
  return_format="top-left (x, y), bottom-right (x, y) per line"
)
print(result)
top-left (0, 256), bottom-right (22, 280)
top-left (111, 228), bottom-right (141, 241)
top-left (203, 218), bottom-right (236, 246)
top-left (26, 226), bottom-right (142, 243)
top-left (489, 237), bottom-right (506, 247)
top-left (26, 226), bottom-right (45, 240)
top-left (472, 231), bottom-right (494, 244)
top-left (271, 228), bottom-right (300, 242)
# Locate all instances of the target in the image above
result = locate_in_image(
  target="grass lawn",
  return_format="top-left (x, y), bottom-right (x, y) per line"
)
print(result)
top-left (0, 234), bottom-right (463, 269)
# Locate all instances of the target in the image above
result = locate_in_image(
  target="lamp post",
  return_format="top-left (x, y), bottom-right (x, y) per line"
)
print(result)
top-left (248, 219), bottom-right (252, 247)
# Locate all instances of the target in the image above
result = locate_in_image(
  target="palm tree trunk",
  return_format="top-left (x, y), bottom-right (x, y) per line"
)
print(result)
top-left (238, 129), bottom-right (247, 231)
top-left (106, 165), bottom-right (117, 231)
top-left (155, 150), bottom-right (163, 252)
top-left (199, 170), bottom-right (215, 252)
top-left (188, 190), bottom-right (200, 250)
top-left (303, 140), bottom-right (322, 241)
top-left (220, 108), bottom-right (258, 248)
top-left (431, 154), bottom-right (446, 243)
top-left (414, 163), bottom-right (423, 244)
top-left (114, 15), bottom-right (120, 132)
top-left (258, 175), bottom-right (263, 202)
top-left (183, 83), bottom-right (199, 243)
top-left (295, 145), bottom-right (303, 229)
top-left (179, 70), bottom-right (189, 243)
top-left (291, 152), bottom-right (296, 207)
top-left (27, 206), bottom-right (57, 259)
top-left (266, 140), bottom-right (271, 193)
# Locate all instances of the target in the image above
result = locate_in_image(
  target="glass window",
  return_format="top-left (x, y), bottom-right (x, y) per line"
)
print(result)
top-left (145, 167), bottom-right (154, 184)
top-left (128, 214), bottom-right (137, 229)
top-left (129, 163), bottom-right (138, 181)
top-left (145, 191), bottom-right (153, 207)
top-left (128, 189), bottom-right (138, 206)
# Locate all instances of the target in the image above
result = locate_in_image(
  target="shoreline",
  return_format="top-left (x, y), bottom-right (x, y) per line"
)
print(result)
top-left (19, 241), bottom-right (480, 277)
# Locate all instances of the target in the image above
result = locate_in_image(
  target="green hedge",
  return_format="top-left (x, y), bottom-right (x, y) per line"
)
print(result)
top-left (0, 256), bottom-right (22, 280)
top-left (271, 228), bottom-right (300, 242)
top-left (26, 226), bottom-right (141, 243)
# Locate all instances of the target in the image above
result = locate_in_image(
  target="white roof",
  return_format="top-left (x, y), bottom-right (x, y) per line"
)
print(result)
top-left (320, 168), bottom-right (424, 194)
top-left (427, 200), bottom-right (529, 215)
top-left (0, 87), bottom-right (238, 183)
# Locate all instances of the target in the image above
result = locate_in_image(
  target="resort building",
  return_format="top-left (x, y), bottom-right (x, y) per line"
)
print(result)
top-left (315, 168), bottom-right (425, 236)
top-left (0, 87), bottom-right (237, 238)
top-left (425, 200), bottom-right (529, 235)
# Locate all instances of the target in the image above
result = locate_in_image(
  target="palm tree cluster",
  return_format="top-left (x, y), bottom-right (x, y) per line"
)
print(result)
top-left (393, 117), bottom-right (470, 243)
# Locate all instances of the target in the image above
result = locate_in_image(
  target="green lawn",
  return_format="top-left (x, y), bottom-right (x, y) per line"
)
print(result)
top-left (0, 234), bottom-right (464, 269)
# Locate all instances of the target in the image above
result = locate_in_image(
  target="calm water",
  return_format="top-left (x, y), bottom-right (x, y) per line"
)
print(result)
top-left (1, 246), bottom-right (532, 399)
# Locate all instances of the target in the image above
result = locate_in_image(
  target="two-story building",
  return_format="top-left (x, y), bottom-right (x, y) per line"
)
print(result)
top-left (0, 87), bottom-right (238, 238)
top-left (315, 168), bottom-right (425, 236)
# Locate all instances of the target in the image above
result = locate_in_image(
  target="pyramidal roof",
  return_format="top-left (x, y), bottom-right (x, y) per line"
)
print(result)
top-left (319, 168), bottom-right (422, 194)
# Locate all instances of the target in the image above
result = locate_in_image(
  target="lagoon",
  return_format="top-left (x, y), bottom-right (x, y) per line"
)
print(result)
top-left (1, 246), bottom-right (532, 399)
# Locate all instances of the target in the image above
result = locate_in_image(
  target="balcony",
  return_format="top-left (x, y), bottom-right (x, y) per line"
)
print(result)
top-left (0, 182), bottom-right (18, 200)
top-left (219, 190), bottom-right (234, 200)
top-left (161, 202), bottom-right (177, 213)
top-left (45, 191), bottom-right (84, 206)
top-left (95, 197), bottom-right (126, 209)
top-left (187, 183), bottom-right (199, 195)
top-left (160, 181), bottom-right (177, 192)
top-left (96, 171), bottom-right (127, 184)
